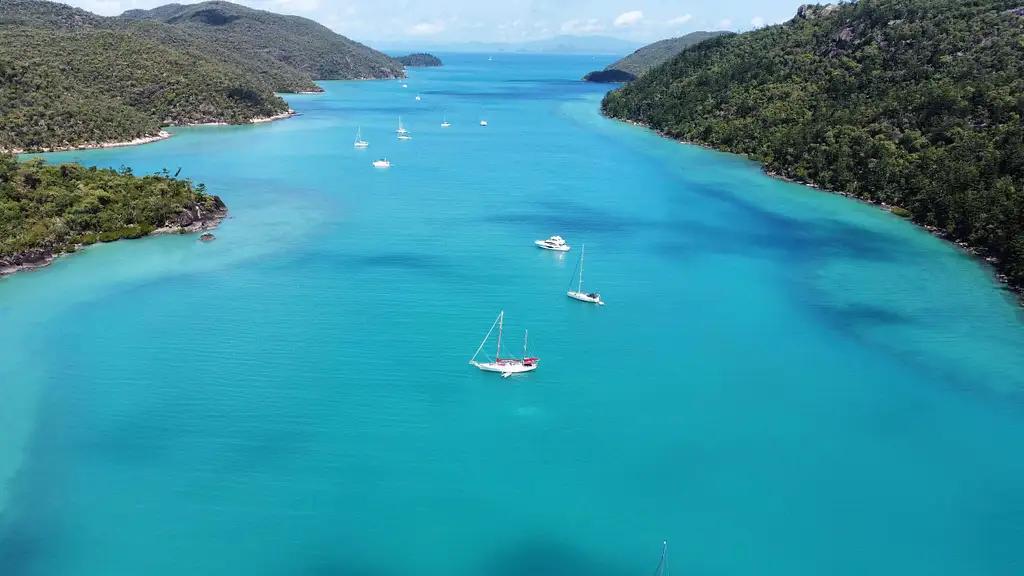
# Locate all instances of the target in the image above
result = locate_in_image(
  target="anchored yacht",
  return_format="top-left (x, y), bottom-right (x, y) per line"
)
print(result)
top-left (535, 235), bottom-right (570, 251)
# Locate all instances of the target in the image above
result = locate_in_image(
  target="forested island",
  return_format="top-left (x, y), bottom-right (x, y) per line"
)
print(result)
top-left (603, 0), bottom-right (1024, 296)
top-left (0, 0), bottom-right (404, 152)
top-left (582, 31), bottom-right (728, 83)
top-left (395, 53), bottom-right (443, 67)
top-left (0, 153), bottom-right (225, 275)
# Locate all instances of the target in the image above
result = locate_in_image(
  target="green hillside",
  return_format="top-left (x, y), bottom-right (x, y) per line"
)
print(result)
top-left (0, 0), bottom-right (405, 151)
top-left (584, 31), bottom-right (729, 82)
top-left (603, 0), bottom-right (1024, 292)
top-left (120, 1), bottom-right (404, 81)
top-left (0, 25), bottom-right (287, 152)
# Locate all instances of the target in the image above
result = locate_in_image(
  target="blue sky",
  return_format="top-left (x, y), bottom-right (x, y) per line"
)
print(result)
top-left (66, 0), bottom-right (808, 43)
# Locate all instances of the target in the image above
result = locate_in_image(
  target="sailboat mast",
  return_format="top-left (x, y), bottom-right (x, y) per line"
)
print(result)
top-left (578, 244), bottom-right (585, 293)
top-left (659, 541), bottom-right (667, 576)
top-left (495, 311), bottom-right (503, 360)
top-left (523, 329), bottom-right (528, 359)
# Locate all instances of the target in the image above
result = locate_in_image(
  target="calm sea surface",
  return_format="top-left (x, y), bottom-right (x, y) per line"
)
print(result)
top-left (2, 54), bottom-right (1023, 576)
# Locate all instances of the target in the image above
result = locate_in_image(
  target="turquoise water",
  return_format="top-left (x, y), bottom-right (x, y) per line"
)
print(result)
top-left (2, 53), bottom-right (1024, 575)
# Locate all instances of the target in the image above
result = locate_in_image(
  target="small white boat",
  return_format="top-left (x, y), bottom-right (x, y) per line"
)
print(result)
top-left (402, 84), bottom-right (408, 88)
top-left (535, 235), bottom-right (570, 251)
top-left (372, 158), bottom-right (390, 168)
top-left (415, 94), bottom-right (421, 101)
top-left (396, 117), bottom-right (408, 134)
top-left (470, 311), bottom-right (539, 377)
top-left (566, 244), bottom-right (603, 305)
top-left (441, 113), bottom-right (450, 127)
top-left (353, 126), bottom-right (368, 148)
top-left (397, 133), bottom-right (412, 140)
top-left (480, 120), bottom-right (488, 126)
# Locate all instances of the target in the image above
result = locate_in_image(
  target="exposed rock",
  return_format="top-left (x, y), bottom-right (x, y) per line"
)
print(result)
top-left (795, 3), bottom-right (839, 21)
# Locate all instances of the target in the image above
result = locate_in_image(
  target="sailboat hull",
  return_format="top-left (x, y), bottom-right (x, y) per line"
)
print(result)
top-left (471, 361), bottom-right (538, 374)
top-left (567, 291), bottom-right (604, 305)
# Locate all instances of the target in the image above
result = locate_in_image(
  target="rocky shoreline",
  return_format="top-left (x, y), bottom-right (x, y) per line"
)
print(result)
top-left (2, 131), bottom-right (173, 155)
top-left (0, 199), bottom-right (228, 278)
top-left (614, 116), bottom-right (1024, 304)
top-left (3, 109), bottom-right (299, 154)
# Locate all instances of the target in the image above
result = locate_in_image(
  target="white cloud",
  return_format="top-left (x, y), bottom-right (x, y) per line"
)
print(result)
top-left (667, 14), bottom-right (693, 26)
top-left (613, 10), bottom-right (644, 27)
top-left (716, 18), bottom-right (732, 29)
top-left (751, 16), bottom-right (765, 27)
top-left (560, 19), bottom-right (605, 34)
top-left (407, 21), bottom-right (445, 36)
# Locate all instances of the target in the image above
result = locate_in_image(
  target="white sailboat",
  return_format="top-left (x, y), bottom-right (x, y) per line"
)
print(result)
top-left (441, 113), bottom-right (450, 128)
top-left (567, 243), bottom-right (603, 305)
top-left (397, 117), bottom-right (411, 140)
top-left (353, 126), bottom-right (368, 148)
top-left (469, 311), bottom-right (539, 378)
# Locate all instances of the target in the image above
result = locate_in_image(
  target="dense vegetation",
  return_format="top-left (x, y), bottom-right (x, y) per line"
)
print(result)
top-left (395, 53), bottom-right (443, 67)
top-left (0, 0), bottom-right (404, 151)
top-left (603, 0), bottom-right (1024, 292)
top-left (583, 31), bottom-right (728, 82)
top-left (581, 69), bottom-right (639, 83)
top-left (121, 2), bottom-right (404, 81)
top-left (0, 153), bottom-right (225, 268)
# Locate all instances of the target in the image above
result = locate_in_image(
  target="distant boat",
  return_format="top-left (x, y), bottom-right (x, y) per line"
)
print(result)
top-left (535, 235), bottom-right (570, 251)
top-left (396, 117), bottom-right (408, 134)
top-left (402, 83), bottom-right (408, 88)
top-left (567, 244), bottom-right (603, 305)
top-left (480, 120), bottom-right (488, 126)
top-left (372, 158), bottom-right (390, 168)
top-left (415, 94), bottom-right (421, 101)
top-left (488, 56), bottom-right (493, 61)
top-left (441, 113), bottom-right (450, 127)
top-left (353, 126), bottom-right (368, 148)
top-left (469, 311), bottom-right (539, 378)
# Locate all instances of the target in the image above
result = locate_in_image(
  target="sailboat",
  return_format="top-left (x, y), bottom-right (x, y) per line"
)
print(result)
top-left (397, 117), bottom-right (411, 140)
top-left (441, 113), bottom-right (450, 128)
top-left (469, 311), bottom-right (539, 378)
top-left (353, 126), bottom-right (368, 148)
top-left (567, 243), bottom-right (603, 305)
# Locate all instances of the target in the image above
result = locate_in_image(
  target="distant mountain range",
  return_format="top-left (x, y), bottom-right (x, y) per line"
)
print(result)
top-left (0, 0), bottom-right (403, 152)
top-left (582, 31), bottom-right (730, 82)
top-left (383, 35), bottom-right (644, 55)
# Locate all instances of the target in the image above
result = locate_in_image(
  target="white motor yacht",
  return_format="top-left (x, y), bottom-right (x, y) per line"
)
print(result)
top-left (535, 235), bottom-right (570, 251)
top-left (480, 120), bottom-right (488, 126)
top-left (372, 159), bottom-right (390, 168)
